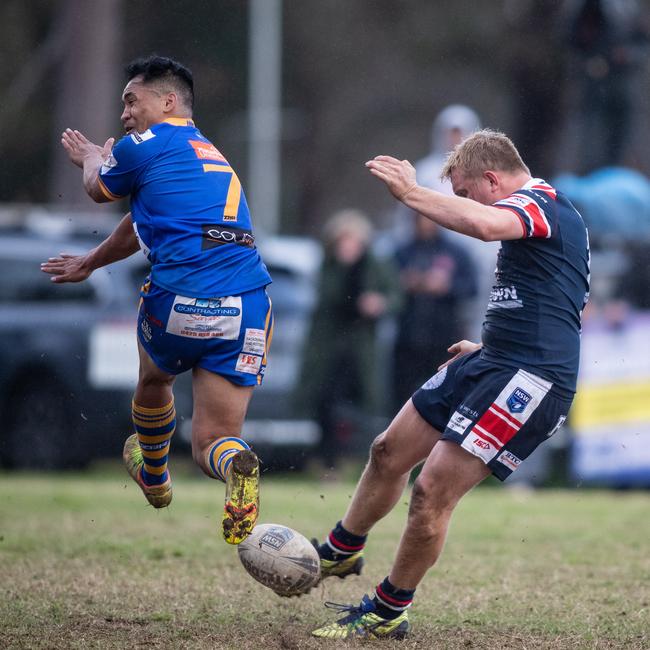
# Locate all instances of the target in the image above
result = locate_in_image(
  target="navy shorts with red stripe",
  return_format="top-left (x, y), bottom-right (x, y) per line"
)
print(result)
top-left (411, 350), bottom-right (573, 481)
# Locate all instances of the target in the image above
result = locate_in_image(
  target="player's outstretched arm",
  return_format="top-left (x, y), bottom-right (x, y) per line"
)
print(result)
top-left (366, 155), bottom-right (522, 241)
top-left (41, 212), bottom-right (140, 283)
top-left (61, 128), bottom-right (115, 203)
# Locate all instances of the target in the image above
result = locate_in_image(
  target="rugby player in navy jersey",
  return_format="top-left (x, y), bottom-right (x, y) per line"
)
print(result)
top-left (310, 130), bottom-right (589, 639)
top-left (41, 56), bottom-right (272, 545)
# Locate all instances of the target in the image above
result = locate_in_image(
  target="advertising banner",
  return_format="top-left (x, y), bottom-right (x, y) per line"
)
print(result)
top-left (571, 313), bottom-right (650, 486)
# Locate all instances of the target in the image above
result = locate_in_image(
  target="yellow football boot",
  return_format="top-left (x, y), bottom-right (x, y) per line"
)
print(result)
top-left (311, 594), bottom-right (410, 640)
top-left (320, 551), bottom-right (365, 580)
top-left (311, 538), bottom-right (364, 581)
top-left (122, 433), bottom-right (172, 508)
top-left (222, 449), bottom-right (260, 544)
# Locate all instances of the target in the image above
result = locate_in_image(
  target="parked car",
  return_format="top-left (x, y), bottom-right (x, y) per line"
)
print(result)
top-left (0, 229), bottom-right (145, 468)
top-left (0, 223), bottom-right (321, 470)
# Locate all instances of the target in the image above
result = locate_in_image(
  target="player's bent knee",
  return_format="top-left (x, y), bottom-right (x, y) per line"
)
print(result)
top-left (369, 429), bottom-right (427, 477)
top-left (369, 432), bottom-right (402, 476)
top-left (139, 370), bottom-right (175, 389)
top-left (410, 475), bottom-right (457, 519)
top-left (409, 479), bottom-right (432, 516)
top-left (405, 480), bottom-right (441, 540)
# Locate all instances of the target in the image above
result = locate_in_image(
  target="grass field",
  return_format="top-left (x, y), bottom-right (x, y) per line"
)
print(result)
top-left (0, 464), bottom-right (648, 649)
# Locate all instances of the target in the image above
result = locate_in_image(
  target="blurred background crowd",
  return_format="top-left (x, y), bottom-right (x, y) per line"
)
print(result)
top-left (2, 0), bottom-right (650, 488)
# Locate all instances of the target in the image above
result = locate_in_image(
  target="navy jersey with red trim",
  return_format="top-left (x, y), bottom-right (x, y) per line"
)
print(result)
top-left (98, 118), bottom-right (271, 298)
top-left (481, 178), bottom-right (590, 395)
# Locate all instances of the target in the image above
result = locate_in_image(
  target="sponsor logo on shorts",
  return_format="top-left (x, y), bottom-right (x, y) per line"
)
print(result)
top-left (459, 404), bottom-right (479, 419)
top-left (422, 366), bottom-right (447, 390)
top-left (242, 328), bottom-right (266, 355)
top-left (506, 387), bottom-right (532, 414)
top-left (236, 353), bottom-right (262, 374)
top-left (167, 295), bottom-right (242, 340)
top-left (547, 414), bottom-right (567, 438)
top-left (472, 437), bottom-right (492, 451)
top-left (144, 311), bottom-right (163, 328)
top-left (447, 411), bottom-right (473, 435)
top-left (260, 526), bottom-right (294, 550)
top-left (201, 224), bottom-right (255, 250)
top-left (174, 299), bottom-right (241, 317)
top-left (496, 450), bottom-right (522, 470)
top-left (140, 318), bottom-right (152, 342)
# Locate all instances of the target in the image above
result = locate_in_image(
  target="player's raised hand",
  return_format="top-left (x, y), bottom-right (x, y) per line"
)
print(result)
top-left (365, 155), bottom-right (418, 202)
top-left (438, 340), bottom-right (482, 370)
top-left (61, 128), bottom-right (114, 168)
top-left (40, 253), bottom-right (93, 283)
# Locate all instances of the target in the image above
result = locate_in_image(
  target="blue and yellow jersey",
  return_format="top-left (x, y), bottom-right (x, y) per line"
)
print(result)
top-left (98, 118), bottom-right (271, 298)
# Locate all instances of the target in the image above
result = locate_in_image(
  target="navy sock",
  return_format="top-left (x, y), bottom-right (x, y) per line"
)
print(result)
top-left (318, 520), bottom-right (367, 560)
top-left (373, 577), bottom-right (415, 620)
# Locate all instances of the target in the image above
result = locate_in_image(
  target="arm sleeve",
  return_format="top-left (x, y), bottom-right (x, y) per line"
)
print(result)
top-left (98, 131), bottom-right (159, 199)
top-left (493, 190), bottom-right (554, 239)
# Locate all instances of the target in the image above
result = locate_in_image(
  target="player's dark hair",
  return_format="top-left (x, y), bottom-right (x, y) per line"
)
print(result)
top-left (125, 55), bottom-right (194, 110)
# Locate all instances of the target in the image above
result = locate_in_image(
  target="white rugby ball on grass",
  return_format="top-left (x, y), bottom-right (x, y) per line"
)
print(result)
top-left (237, 523), bottom-right (321, 596)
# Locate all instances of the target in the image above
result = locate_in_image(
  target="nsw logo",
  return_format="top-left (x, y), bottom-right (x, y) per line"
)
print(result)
top-left (260, 526), bottom-right (294, 550)
top-left (506, 387), bottom-right (531, 414)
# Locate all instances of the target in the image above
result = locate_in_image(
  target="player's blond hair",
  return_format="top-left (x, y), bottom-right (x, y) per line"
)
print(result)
top-left (441, 129), bottom-right (529, 180)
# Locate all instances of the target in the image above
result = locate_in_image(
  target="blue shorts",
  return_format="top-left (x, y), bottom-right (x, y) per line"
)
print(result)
top-left (137, 279), bottom-right (273, 386)
top-left (411, 351), bottom-right (573, 481)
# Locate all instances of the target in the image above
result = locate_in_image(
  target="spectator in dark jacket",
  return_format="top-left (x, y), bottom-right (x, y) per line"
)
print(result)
top-left (298, 209), bottom-right (401, 473)
top-left (392, 213), bottom-right (477, 410)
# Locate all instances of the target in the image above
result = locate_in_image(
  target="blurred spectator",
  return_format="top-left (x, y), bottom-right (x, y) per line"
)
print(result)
top-left (568, 0), bottom-right (650, 172)
top-left (615, 240), bottom-right (650, 311)
top-left (391, 104), bottom-right (498, 340)
top-left (505, 0), bottom-right (568, 179)
top-left (398, 104), bottom-right (482, 203)
top-left (392, 213), bottom-right (478, 411)
top-left (297, 209), bottom-right (400, 473)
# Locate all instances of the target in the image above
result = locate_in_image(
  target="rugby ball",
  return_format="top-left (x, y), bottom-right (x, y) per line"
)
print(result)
top-left (237, 523), bottom-right (321, 596)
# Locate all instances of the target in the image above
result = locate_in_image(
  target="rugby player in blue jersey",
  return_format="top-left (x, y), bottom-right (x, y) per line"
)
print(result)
top-left (42, 56), bottom-right (272, 545)
top-left (310, 130), bottom-right (590, 639)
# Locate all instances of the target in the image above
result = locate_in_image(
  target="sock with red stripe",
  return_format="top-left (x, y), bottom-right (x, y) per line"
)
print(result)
top-left (373, 577), bottom-right (415, 620)
top-left (318, 520), bottom-right (367, 560)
